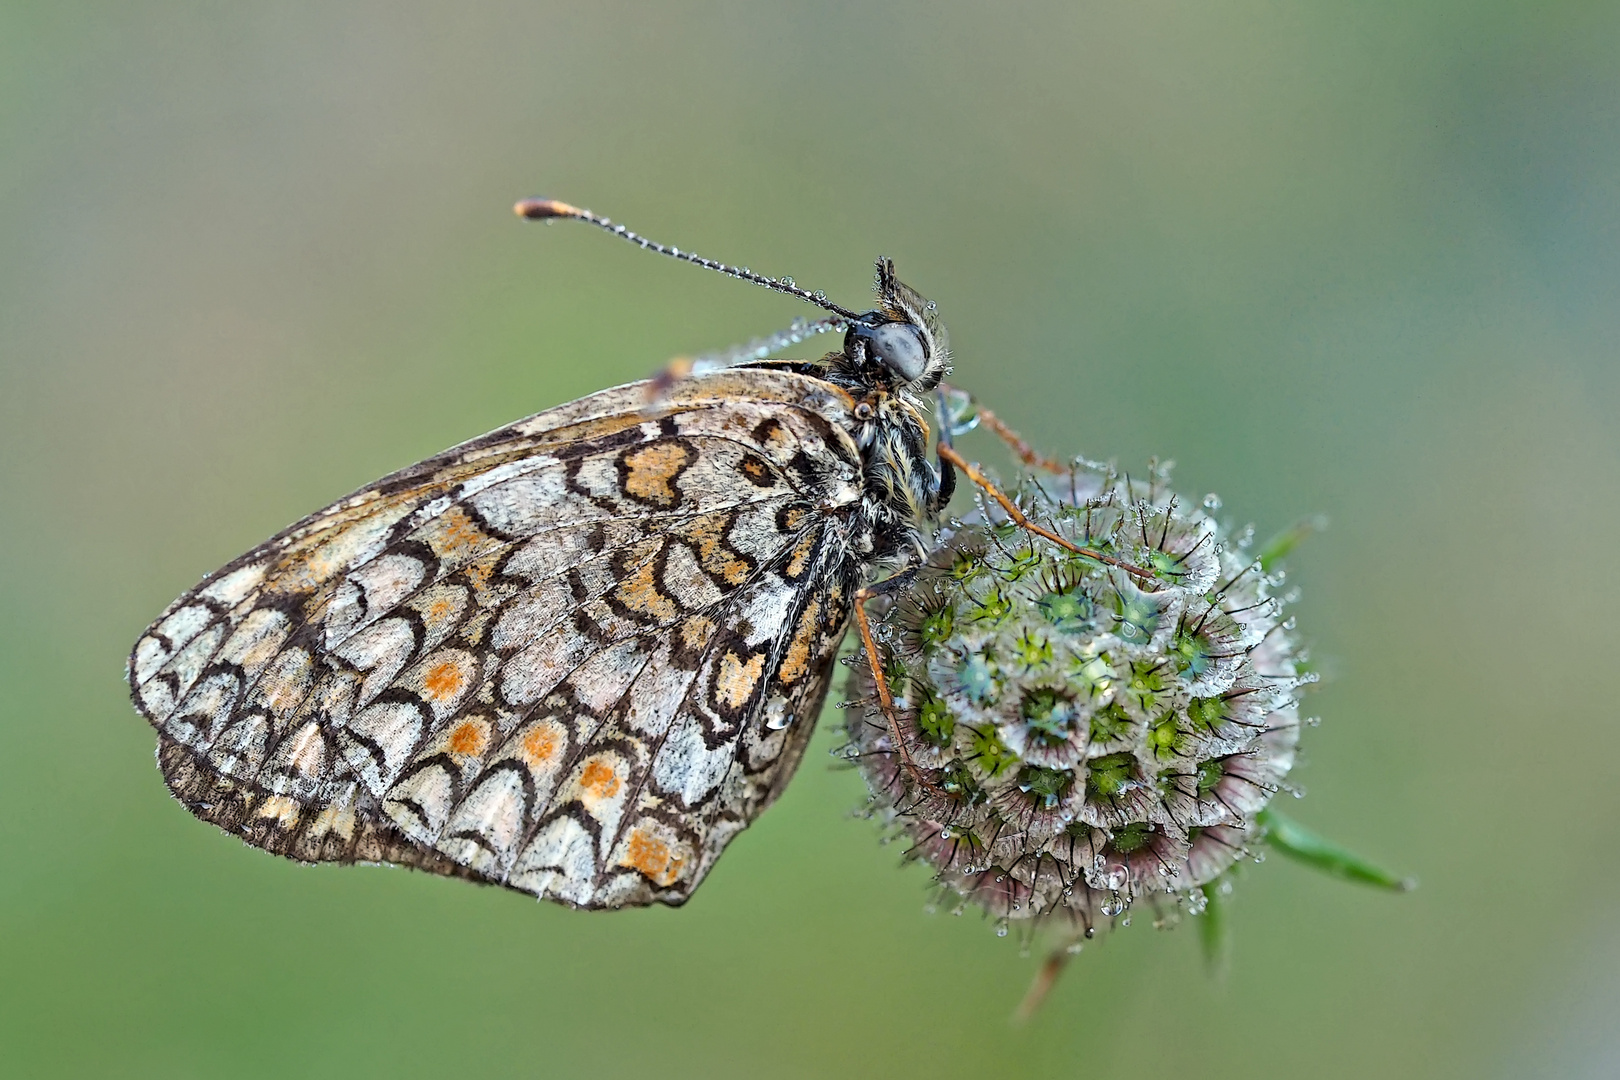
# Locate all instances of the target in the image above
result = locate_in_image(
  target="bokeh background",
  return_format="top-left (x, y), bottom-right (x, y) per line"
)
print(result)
top-left (4, 3), bottom-right (1618, 1077)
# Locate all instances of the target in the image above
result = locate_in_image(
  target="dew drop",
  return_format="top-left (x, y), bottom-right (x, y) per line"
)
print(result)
top-left (1202, 494), bottom-right (1222, 510)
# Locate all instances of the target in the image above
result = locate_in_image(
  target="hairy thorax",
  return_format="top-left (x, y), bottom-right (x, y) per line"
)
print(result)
top-left (844, 388), bottom-right (935, 569)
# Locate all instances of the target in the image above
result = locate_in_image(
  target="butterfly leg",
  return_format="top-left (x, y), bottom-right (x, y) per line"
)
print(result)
top-left (937, 382), bottom-right (1069, 474)
top-left (929, 388), bottom-right (958, 513)
top-left (974, 403), bottom-right (1069, 473)
top-left (935, 443), bottom-right (1157, 584)
top-left (851, 569), bottom-right (939, 790)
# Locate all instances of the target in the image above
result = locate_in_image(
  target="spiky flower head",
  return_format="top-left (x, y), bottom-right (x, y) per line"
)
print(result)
top-left (843, 457), bottom-right (1313, 940)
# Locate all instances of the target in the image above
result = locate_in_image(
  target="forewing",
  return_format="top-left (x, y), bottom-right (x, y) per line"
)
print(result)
top-left (129, 370), bottom-right (862, 906)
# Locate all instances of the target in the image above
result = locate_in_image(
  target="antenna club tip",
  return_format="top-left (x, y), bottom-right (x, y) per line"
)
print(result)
top-left (514, 198), bottom-right (586, 221)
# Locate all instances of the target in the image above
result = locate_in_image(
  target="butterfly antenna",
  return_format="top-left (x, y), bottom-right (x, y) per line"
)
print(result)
top-left (516, 198), bottom-right (866, 322)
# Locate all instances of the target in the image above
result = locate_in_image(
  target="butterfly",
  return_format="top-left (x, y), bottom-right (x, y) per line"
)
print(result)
top-left (126, 199), bottom-right (961, 909)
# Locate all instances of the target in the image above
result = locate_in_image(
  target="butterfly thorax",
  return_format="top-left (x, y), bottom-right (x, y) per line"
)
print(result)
top-left (831, 383), bottom-right (937, 569)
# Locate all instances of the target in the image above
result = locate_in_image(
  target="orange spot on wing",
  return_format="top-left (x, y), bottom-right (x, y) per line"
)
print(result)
top-left (422, 658), bottom-right (466, 702)
top-left (580, 758), bottom-right (621, 801)
top-left (615, 557), bottom-right (679, 622)
top-left (520, 726), bottom-right (559, 768)
top-left (783, 531), bottom-right (819, 580)
top-left (777, 598), bottom-right (821, 685)
top-left (683, 513), bottom-right (752, 586)
top-left (619, 824), bottom-right (686, 887)
top-left (446, 719), bottom-right (487, 756)
top-left (620, 441), bottom-right (695, 508)
top-left (715, 650), bottom-right (765, 711)
top-left (426, 506), bottom-right (488, 561)
top-left (462, 550), bottom-right (501, 596)
top-left (738, 454), bottom-right (774, 487)
top-left (680, 615), bottom-right (715, 652)
top-left (672, 614), bottom-right (716, 667)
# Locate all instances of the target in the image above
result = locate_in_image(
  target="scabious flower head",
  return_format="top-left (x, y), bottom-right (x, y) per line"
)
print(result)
top-left (842, 458), bottom-right (1312, 939)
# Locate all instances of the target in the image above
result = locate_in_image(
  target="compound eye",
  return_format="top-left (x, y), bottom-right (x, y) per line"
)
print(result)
top-left (866, 321), bottom-right (929, 382)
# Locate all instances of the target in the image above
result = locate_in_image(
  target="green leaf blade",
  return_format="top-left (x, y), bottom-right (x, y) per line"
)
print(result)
top-left (1259, 808), bottom-right (1414, 892)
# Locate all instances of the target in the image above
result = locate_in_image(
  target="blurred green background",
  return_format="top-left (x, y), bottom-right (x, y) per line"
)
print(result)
top-left (4, 3), bottom-right (1618, 1077)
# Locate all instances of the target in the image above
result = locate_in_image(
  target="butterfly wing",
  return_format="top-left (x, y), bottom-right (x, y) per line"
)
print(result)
top-left (129, 369), bottom-right (863, 907)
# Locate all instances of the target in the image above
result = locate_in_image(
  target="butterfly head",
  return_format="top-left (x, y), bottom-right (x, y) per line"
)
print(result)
top-left (842, 258), bottom-right (950, 393)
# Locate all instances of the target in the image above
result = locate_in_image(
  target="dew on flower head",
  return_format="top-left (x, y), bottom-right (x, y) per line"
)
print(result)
top-left (837, 454), bottom-right (1318, 948)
